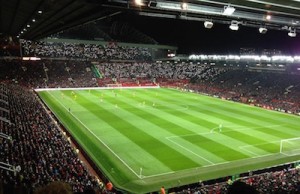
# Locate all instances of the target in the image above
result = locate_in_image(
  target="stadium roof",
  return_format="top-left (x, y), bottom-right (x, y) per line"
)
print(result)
top-left (1, 0), bottom-right (300, 40)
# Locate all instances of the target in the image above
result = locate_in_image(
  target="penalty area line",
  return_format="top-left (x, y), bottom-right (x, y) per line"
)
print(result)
top-left (166, 137), bottom-right (214, 165)
top-left (167, 124), bottom-right (286, 139)
top-left (47, 91), bottom-right (142, 179)
top-left (141, 171), bottom-right (175, 179)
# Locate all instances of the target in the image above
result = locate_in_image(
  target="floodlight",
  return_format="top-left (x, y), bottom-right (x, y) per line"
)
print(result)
top-left (259, 27), bottom-right (267, 34)
top-left (223, 5), bottom-right (235, 15)
top-left (288, 28), bottom-right (296, 37)
top-left (135, 0), bottom-right (144, 6)
top-left (181, 2), bottom-right (188, 10)
top-left (204, 21), bottom-right (213, 29)
top-left (229, 21), bottom-right (239, 31)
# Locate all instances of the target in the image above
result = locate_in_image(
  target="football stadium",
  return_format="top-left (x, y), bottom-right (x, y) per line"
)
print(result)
top-left (1, 0), bottom-right (300, 194)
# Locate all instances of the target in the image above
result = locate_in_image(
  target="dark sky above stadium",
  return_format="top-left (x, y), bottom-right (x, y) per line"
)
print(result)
top-left (120, 14), bottom-right (300, 55)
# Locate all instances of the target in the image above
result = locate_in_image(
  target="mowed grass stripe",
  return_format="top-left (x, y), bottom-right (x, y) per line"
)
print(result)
top-left (148, 89), bottom-right (300, 154)
top-left (158, 89), bottom-right (299, 151)
top-left (133, 89), bottom-right (281, 154)
top-left (207, 96), bottom-right (300, 126)
top-left (39, 88), bottom-right (300, 194)
top-left (39, 91), bottom-right (132, 184)
top-left (186, 102), bottom-right (294, 139)
top-left (106, 90), bottom-right (252, 161)
top-left (162, 88), bottom-right (300, 126)
top-left (131, 89), bottom-right (281, 155)
top-left (102, 89), bottom-right (260, 161)
top-left (86, 90), bottom-right (216, 168)
top-left (224, 130), bottom-right (279, 153)
top-left (89, 90), bottom-right (223, 165)
top-left (192, 94), bottom-right (300, 131)
top-left (75, 92), bottom-right (201, 171)
top-left (59, 91), bottom-right (175, 175)
top-left (206, 103), bottom-right (300, 135)
top-left (69, 89), bottom-right (294, 156)
top-left (91, 90), bottom-right (228, 164)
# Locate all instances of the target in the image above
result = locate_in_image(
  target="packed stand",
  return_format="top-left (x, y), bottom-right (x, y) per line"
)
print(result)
top-left (2, 59), bottom-right (300, 193)
top-left (174, 165), bottom-right (300, 194)
top-left (0, 83), bottom-right (112, 194)
top-left (0, 60), bottom-right (98, 88)
top-left (187, 69), bottom-right (300, 114)
top-left (1, 59), bottom-right (300, 114)
top-left (21, 40), bottom-right (152, 61)
top-left (44, 61), bottom-right (98, 88)
top-left (96, 61), bottom-right (226, 87)
top-left (0, 36), bottom-right (20, 57)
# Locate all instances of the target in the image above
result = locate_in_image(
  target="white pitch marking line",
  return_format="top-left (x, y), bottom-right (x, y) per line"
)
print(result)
top-left (203, 152), bottom-right (280, 168)
top-left (239, 140), bottom-right (280, 149)
top-left (142, 171), bottom-right (175, 179)
top-left (280, 148), bottom-right (300, 156)
top-left (166, 137), bottom-right (214, 165)
top-left (239, 146), bottom-right (260, 156)
top-left (47, 91), bottom-right (142, 178)
top-left (44, 91), bottom-right (296, 179)
top-left (167, 124), bottom-right (285, 139)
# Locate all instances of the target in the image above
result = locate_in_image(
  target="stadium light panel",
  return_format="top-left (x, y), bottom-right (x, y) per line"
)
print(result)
top-left (259, 27), bottom-right (267, 34)
top-left (288, 28), bottom-right (296, 37)
top-left (229, 21), bottom-right (239, 31)
top-left (135, 0), bottom-right (144, 6)
top-left (204, 21), bottom-right (213, 29)
top-left (223, 5), bottom-right (235, 15)
top-left (266, 14), bottom-right (272, 20)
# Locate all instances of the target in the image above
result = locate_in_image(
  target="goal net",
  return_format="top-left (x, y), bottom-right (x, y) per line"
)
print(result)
top-left (280, 137), bottom-right (300, 156)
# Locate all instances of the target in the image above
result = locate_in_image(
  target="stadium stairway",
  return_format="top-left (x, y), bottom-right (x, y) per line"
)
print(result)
top-left (91, 64), bottom-right (102, 78)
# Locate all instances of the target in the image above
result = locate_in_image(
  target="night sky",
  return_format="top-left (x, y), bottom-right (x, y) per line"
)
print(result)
top-left (120, 13), bottom-right (300, 55)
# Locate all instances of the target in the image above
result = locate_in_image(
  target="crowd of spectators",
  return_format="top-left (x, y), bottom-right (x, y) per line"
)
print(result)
top-left (96, 61), bottom-right (300, 115)
top-left (96, 61), bottom-right (226, 87)
top-left (0, 60), bottom-right (98, 88)
top-left (174, 166), bottom-right (300, 193)
top-left (21, 40), bottom-right (152, 61)
top-left (0, 83), bottom-right (112, 194)
top-left (97, 62), bottom-right (218, 80)
top-left (1, 59), bottom-right (300, 114)
top-left (186, 69), bottom-right (300, 114)
top-left (2, 58), bottom-right (300, 193)
top-left (0, 36), bottom-right (20, 57)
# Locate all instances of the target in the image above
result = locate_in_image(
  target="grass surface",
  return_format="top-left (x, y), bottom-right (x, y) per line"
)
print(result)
top-left (38, 88), bottom-right (300, 193)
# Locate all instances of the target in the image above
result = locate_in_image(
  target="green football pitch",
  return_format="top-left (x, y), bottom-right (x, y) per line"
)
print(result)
top-left (38, 88), bottom-right (300, 193)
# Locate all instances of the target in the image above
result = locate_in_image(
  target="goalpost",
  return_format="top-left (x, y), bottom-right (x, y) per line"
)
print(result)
top-left (280, 137), bottom-right (300, 156)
